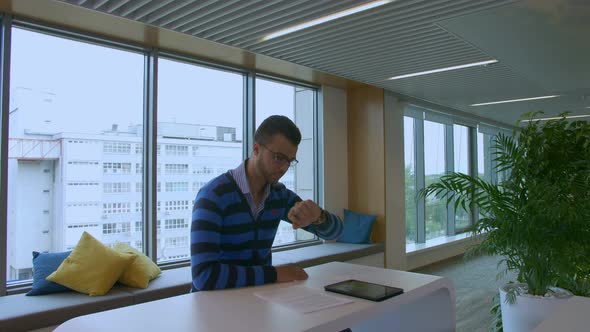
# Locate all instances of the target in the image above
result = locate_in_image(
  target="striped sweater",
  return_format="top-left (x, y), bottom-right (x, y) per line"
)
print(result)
top-left (190, 172), bottom-right (343, 291)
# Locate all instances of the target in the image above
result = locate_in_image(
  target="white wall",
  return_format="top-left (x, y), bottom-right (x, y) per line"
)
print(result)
top-left (321, 85), bottom-right (347, 220)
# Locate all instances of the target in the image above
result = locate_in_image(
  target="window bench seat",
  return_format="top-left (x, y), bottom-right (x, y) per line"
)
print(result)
top-left (273, 242), bottom-right (384, 268)
top-left (0, 242), bottom-right (383, 332)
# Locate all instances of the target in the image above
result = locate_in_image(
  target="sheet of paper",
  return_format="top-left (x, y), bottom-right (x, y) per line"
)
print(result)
top-left (254, 285), bottom-right (353, 314)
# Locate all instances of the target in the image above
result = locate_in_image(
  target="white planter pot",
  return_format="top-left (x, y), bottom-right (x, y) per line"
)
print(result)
top-left (499, 283), bottom-right (573, 332)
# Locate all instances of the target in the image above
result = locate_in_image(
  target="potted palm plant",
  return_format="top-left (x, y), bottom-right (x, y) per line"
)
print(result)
top-left (419, 112), bottom-right (590, 331)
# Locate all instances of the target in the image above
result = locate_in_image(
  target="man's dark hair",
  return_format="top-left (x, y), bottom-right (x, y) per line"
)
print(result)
top-left (254, 115), bottom-right (302, 146)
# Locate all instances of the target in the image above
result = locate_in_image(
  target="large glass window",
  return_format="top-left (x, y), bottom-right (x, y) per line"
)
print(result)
top-left (7, 27), bottom-right (144, 283)
top-left (423, 120), bottom-right (447, 240)
top-left (157, 58), bottom-right (243, 263)
top-left (403, 106), bottom-right (506, 247)
top-left (255, 78), bottom-right (317, 246)
top-left (2, 21), bottom-right (323, 288)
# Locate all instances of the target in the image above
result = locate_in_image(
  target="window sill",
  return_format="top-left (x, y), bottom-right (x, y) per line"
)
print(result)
top-left (272, 239), bottom-right (323, 253)
top-left (406, 232), bottom-right (473, 255)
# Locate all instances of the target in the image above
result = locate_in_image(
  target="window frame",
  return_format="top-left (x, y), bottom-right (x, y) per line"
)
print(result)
top-left (0, 15), bottom-right (325, 291)
top-left (403, 104), bottom-right (509, 247)
top-left (253, 75), bottom-right (322, 250)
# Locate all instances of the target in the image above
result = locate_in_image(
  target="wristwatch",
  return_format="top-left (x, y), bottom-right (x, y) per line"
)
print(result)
top-left (312, 209), bottom-right (326, 225)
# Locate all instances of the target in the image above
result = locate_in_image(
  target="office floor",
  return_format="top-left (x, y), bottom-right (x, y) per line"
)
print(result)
top-left (414, 254), bottom-right (516, 332)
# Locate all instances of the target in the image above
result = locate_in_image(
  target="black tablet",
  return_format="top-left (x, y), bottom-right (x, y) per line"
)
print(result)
top-left (324, 279), bottom-right (403, 302)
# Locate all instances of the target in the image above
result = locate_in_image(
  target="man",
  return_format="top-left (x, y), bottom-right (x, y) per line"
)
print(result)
top-left (190, 115), bottom-right (343, 291)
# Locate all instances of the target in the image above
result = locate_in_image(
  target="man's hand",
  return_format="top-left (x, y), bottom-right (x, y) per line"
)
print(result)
top-left (287, 200), bottom-right (321, 229)
top-left (276, 265), bottom-right (309, 283)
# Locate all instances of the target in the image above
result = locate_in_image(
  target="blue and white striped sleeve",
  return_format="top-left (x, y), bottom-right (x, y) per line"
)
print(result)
top-left (283, 189), bottom-right (343, 240)
top-left (190, 189), bottom-right (276, 291)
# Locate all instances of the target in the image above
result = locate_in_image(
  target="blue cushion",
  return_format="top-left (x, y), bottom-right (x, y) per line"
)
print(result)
top-left (26, 251), bottom-right (72, 296)
top-left (337, 209), bottom-right (377, 244)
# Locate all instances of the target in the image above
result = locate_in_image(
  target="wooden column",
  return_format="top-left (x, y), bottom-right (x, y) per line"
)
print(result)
top-left (347, 85), bottom-right (385, 243)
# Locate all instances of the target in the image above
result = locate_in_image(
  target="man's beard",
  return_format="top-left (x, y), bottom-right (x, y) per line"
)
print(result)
top-left (257, 160), bottom-right (283, 184)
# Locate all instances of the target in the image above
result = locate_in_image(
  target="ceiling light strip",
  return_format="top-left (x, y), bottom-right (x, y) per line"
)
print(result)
top-left (521, 114), bottom-right (590, 122)
top-left (470, 95), bottom-right (560, 106)
top-left (262, 0), bottom-right (392, 41)
top-left (387, 59), bottom-right (497, 80)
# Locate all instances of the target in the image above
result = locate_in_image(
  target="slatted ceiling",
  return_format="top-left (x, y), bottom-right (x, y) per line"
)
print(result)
top-left (118, 0), bottom-right (152, 17)
top-left (92, 0), bottom-right (109, 9)
top-left (324, 55), bottom-right (469, 81)
top-left (101, 0), bottom-right (130, 13)
top-left (201, 0), bottom-right (322, 41)
top-left (250, 14), bottom-right (491, 71)
top-left (180, 0), bottom-right (271, 35)
top-left (201, 0), bottom-right (335, 42)
top-left (168, 0), bottom-right (289, 36)
top-left (55, 0), bottom-right (589, 125)
top-left (248, 0), bottom-right (499, 53)
top-left (58, 0), bottom-right (506, 70)
top-left (184, 0), bottom-right (276, 37)
top-left (310, 37), bottom-right (471, 73)
top-left (242, 0), bottom-right (420, 50)
top-left (266, 24), bottom-right (444, 62)
top-left (174, 0), bottom-right (245, 33)
top-left (141, 1), bottom-right (191, 25)
top-left (158, 1), bottom-right (212, 30)
top-left (245, 2), bottom-right (413, 52)
top-left (153, 1), bottom-right (217, 29)
top-left (219, 0), bottom-right (369, 47)
top-left (351, 55), bottom-right (487, 82)
top-left (126, 0), bottom-right (175, 21)
top-left (313, 45), bottom-right (484, 78)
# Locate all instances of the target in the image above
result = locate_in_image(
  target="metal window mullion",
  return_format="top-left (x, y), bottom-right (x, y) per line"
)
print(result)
top-left (445, 124), bottom-right (455, 236)
top-left (316, 88), bottom-right (323, 208)
top-left (314, 89), bottom-right (321, 242)
top-left (469, 127), bottom-right (478, 226)
top-left (143, 49), bottom-right (158, 263)
top-left (0, 15), bottom-right (12, 296)
top-left (488, 135), bottom-right (498, 185)
top-left (415, 118), bottom-right (425, 244)
top-left (487, 135), bottom-right (492, 183)
top-left (244, 72), bottom-right (255, 158)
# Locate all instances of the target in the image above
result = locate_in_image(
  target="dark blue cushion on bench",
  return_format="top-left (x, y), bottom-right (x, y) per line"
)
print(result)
top-left (337, 209), bottom-right (377, 244)
top-left (27, 251), bottom-right (72, 296)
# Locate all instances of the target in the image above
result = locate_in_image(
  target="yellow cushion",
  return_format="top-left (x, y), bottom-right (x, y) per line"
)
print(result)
top-left (114, 242), bottom-right (161, 288)
top-left (47, 232), bottom-right (137, 296)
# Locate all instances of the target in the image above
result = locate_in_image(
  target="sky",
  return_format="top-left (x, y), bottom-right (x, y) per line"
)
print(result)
top-left (10, 27), bottom-right (295, 139)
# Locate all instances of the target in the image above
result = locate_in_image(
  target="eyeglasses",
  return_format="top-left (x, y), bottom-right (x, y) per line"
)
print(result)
top-left (260, 144), bottom-right (299, 167)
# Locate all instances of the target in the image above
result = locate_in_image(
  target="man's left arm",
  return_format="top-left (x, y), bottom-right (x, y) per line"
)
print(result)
top-left (284, 191), bottom-right (343, 240)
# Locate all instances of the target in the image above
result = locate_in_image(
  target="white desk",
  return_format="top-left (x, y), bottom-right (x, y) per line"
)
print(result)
top-left (55, 262), bottom-right (455, 332)
top-left (534, 296), bottom-right (590, 332)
